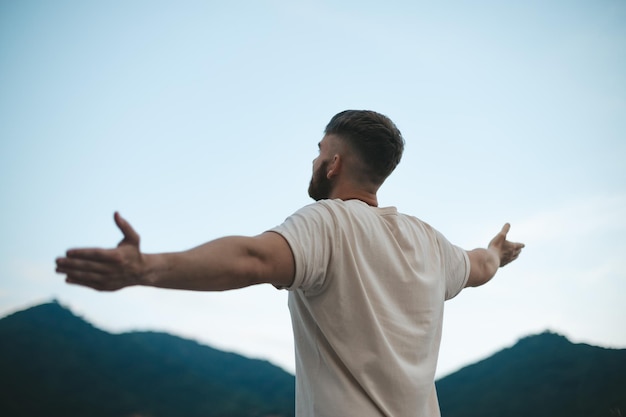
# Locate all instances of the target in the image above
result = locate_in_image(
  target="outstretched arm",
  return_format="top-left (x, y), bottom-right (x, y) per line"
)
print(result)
top-left (465, 223), bottom-right (525, 288)
top-left (55, 212), bottom-right (295, 292)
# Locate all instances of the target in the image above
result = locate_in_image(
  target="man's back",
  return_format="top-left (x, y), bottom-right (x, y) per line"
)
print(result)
top-left (272, 199), bottom-right (469, 416)
top-left (55, 110), bottom-right (524, 416)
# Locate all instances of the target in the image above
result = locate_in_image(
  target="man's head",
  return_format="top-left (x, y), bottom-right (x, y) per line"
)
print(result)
top-left (308, 110), bottom-right (405, 201)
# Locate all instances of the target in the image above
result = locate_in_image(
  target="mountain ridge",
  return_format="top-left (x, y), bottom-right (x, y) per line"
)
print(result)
top-left (436, 330), bottom-right (626, 417)
top-left (1, 301), bottom-right (624, 417)
top-left (0, 300), bottom-right (296, 417)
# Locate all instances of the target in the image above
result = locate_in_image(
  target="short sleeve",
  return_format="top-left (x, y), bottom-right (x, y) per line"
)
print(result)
top-left (269, 203), bottom-right (335, 293)
top-left (434, 230), bottom-right (470, 300)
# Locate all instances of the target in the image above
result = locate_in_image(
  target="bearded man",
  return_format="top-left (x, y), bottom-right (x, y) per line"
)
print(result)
top-left (56, 110), bottom-right (524, 417)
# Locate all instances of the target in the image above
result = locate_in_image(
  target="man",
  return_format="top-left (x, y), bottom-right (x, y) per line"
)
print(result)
top-left (56, 110), bottom-right (524, 416)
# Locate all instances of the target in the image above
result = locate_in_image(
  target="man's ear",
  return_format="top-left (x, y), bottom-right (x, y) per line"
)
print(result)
top-left (326, 154), bottom-right (342, 179)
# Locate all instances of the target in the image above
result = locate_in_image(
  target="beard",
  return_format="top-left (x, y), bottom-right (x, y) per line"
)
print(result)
top-left (308, 160), bottom-right (333, 201)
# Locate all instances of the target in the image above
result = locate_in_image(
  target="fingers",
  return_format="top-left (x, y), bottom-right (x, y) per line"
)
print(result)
top-left (502, 223), bottom-right (525, 252)
top-left (114, 212), bottom-right (140, 246)
top-left (56, 254), bottom-right (119, 274)
top-left (56, 247), bottom-right (124, 283)
top-left (500, 234), bottom-right (525, 267)
top-left (56, 212), bottom-right (141, 292)
top-left (56, 255), bottom-right (127, 292)
top-left (62, 247), bottom-right (122, 263)
top-left (57, 258), bottom-right (109, 290)
top-left (489, 223), bottom-right (509, 247)
top-left (65, 273), bottom-right (124, 292)
top-left (488, 223), bottom-right (526, 267)
top-left (501, 243), bottom-right (523, 266)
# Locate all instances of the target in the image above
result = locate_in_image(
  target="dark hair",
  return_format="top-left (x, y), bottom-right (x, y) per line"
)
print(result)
top-left (325, 110), bottom-right (404, 185)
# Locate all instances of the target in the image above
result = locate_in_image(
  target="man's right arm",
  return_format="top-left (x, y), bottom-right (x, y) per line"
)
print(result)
top-left (465, 223), bottom-right (524, 288)
top-left (55, 212), bottom-right (295, 292)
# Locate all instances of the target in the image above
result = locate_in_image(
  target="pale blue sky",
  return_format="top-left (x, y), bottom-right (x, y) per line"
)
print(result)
top-left (1, 0), bottom-right (625, 377)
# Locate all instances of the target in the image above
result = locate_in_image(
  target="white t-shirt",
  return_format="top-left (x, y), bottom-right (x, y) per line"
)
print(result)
top-left (271, 199), bottom-right (469, 417)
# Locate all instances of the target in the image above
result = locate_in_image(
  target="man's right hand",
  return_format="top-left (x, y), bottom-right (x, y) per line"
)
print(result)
top-left (55, 212), bottom-right (145, 291)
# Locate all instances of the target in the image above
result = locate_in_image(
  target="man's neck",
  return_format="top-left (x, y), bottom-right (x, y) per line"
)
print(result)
top-left (329, 187), bottom-right (378, 207)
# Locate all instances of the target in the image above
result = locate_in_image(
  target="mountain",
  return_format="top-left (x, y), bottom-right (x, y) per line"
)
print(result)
top-left (436, 331), bottom-right (626, 417)
top-left (0, 301), bottom-right (295, 417)
top-left (1, 302), bottom-right (625, 417)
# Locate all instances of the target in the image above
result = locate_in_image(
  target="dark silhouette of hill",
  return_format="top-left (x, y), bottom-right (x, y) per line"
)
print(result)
top-left (0, 301), bottom-right (295, 417)
top-left (436, 331), bottom-right (626, 417)
top-left (1, 302), bottom-right (624, 417)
